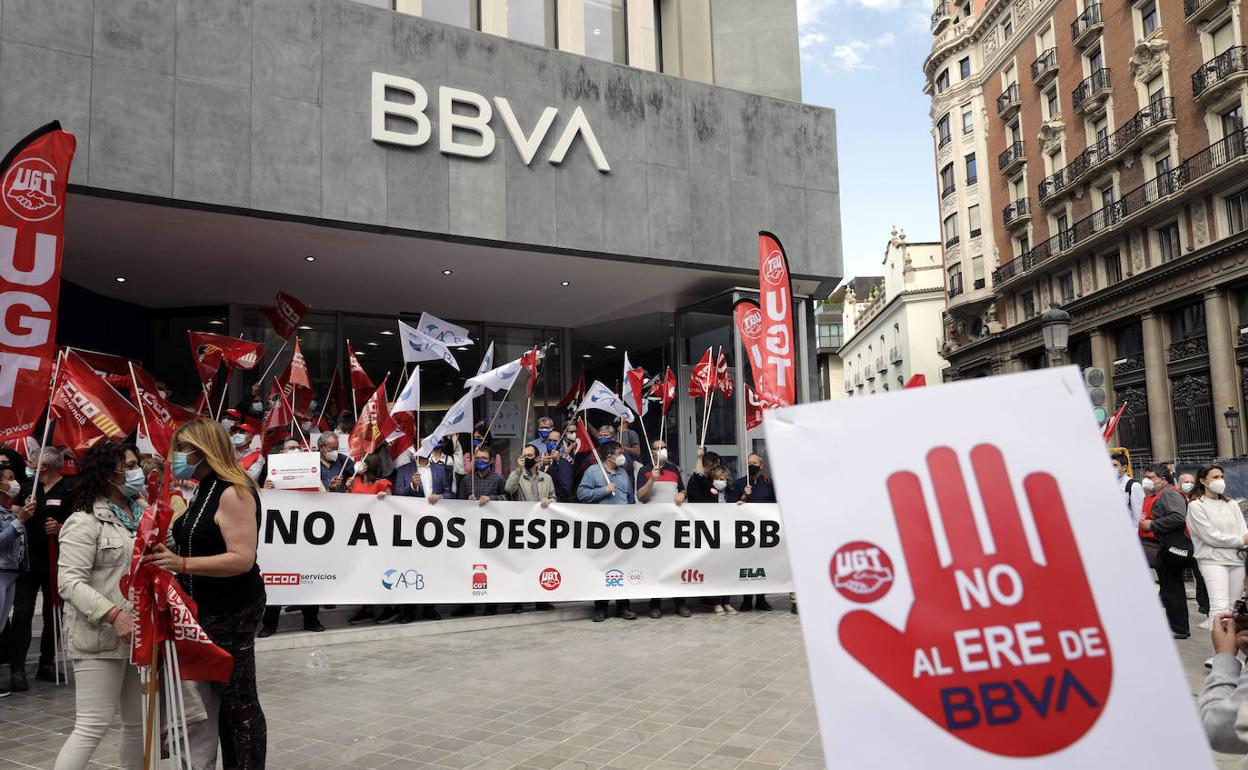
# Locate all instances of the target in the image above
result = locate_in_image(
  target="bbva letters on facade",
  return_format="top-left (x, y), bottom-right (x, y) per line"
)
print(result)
top-left (370, 72), bottom-right (611, 172)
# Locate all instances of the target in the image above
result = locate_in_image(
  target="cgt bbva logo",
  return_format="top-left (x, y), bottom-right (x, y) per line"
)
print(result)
top-left (605, 569), bottom-right (624, 588)
top-left (680, 568), bottom-right (704, 584)
top-left (382, 568), bottom-right (425, 590)
top-left (472, 563), bottom-right (488, 595)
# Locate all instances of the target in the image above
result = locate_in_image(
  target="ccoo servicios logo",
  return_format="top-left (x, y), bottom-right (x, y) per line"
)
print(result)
top-left (381, 568), bottom-right (426, 590)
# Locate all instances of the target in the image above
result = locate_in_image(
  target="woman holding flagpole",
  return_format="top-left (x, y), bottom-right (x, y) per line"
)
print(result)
top-left (53, 440), bottom-right (146, 770)
top-left (143, 418), bottom-right (267, 770)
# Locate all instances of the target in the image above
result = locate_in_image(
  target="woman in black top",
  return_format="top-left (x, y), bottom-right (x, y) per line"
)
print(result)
top-left (143, 417), bottom-right (266, 769)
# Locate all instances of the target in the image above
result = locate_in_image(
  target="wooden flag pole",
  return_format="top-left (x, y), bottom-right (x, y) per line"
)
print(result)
top-left (636, 410), bottom-right (655, 468)
top-left (142, 644), bottom-right (162, 770)
top-left (482, 387), bottom-right (514, 440)
top-left (347, 340), bottom-right (360, 420)
top-left (315, 366), bottom-right (339, 428)
top-left (212, 365), bottom-right (236, 421)
top-left (699, 389), bottom-right (715, 451)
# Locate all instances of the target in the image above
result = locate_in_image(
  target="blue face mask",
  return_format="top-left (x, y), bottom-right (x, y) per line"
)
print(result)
top-left (171, 451), bottom-right (200, 480)
top-left (474, 459), bottom-right (490, 472)
top-left (472, 438), bottom-right (483, 447)
top-left (545, 440), bottom-right (558, 452)
top-left (538, 428), bottom-right (551, 438)
top-left (598, 437), bottom-right (610, 444)
top-left (119, 468), bottom-right (147, 499)
top-left (25, 466), bottom-right (34, 479)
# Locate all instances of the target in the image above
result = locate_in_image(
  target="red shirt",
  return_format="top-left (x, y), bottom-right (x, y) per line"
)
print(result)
top-left (1140, 493), bottom-right (1157, 540)
top-left (350, 478), bottom-right (392, 495)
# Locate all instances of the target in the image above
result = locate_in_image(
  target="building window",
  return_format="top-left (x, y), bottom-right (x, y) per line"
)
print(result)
top-left (944, 212), bottom-right (960, 247)
top-left (422, 0), bottom-right (480, 29)
top-left (1044, 86), bottom-right (1059, 120)
top-left (1021, 291), bottom-right (1036, 319)
top-left (959, 56), bottom-right (971, 80)
top-left (1008, 119), bottom-right (1022, 144)
top-left (1138, 0), bottom-right (1159, 38)
top-left (818, 323), bottom-right (843, 349)
top-left (1103, 251), bottom-right (1122, 284)
top-left (1001, 16), bottom-right (1013, 40)
top-left (968, 204), bottom-right (981, 237)
top-left (1222, 105), bottom-right (1243, 138)
top-left (508, 0), bottom-right (557, 47)
top-left (585, 0), bottom-right (627, 64)
top-left (965, 153), bottom-right (978, 185)
top-left (1058, 272), bottom-right (1075, 301)
top-left (940, 163), bottom-right (956, 197)
top-left (962, 105), bottom-right (974, 134)
top-left (936, 68), bottom-right (950, 93)
top-left (1157, 221), bottom-right (1182, 262)
top-left (937, 114), bottom-right (951, 147)
top-left (1228, 188), bottom-right (1248, 234)
top-left (1169, 302), bottom-right (1206, 341)
top-left (1087, 45), bottom-right (1104, 74)
top-left (1015, 233), bottom-right (1030, 257)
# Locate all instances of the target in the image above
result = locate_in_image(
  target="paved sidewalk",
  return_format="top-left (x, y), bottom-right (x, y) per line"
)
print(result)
top-left (0, 595), bottom-right (1238, 769)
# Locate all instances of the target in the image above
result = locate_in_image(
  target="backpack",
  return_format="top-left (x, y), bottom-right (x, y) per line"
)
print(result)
top-left (1123, 477), bottom-right (1139, 520)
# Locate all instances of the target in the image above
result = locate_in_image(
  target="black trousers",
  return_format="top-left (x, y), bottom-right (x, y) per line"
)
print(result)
top-left (201, 598), bottom-right (267, 770)
top-left (1157, 548), bottom-right (1194, 635)
top-left (648, 598), bottom-right (686, 609)
top-left (261, 605), bottom-right (319, 630)
top-left (9, 566), bottom-right (55, 673)
top-left (594, 599), bottom-right (631, 612)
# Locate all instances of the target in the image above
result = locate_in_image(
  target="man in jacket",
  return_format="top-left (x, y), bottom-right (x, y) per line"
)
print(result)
top-left (505, 445), bottom-right (555, 506)
top-left (577, 442), bottom-right (637, 621)
top-left (636, 439), bottom-right (689, 619)
top-left (317, 432), bottom-right (354, 493)
top-left (1141, 464), bottom-right (1197, 638)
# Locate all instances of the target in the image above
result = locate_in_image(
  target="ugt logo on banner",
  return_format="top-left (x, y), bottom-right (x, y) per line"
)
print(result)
top-left (764, 368), bottom-right (1214, 770)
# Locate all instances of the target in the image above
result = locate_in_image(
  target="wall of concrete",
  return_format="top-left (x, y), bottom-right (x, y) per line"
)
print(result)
top-left (0, 0), bottom-right (839, 280)
top-left (709, 0), bottom-right (802, 103)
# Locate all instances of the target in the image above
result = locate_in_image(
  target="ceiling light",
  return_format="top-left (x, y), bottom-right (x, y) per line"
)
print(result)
top-left (208, 319), bottom-right (224, 326)
top-left (367, 341), bottom-right (379, 347)
top-left (304, 256), bottom-right (316, 262)
top-left (456, 346), bottom-right (468, 351)
top-left (592, 28), bottom-right (601, 35)
top-left (115, 276), bottom-right (127, 283)
top-left (442, 269), bottom-right (453, 276)
top-left (297, 325), bottom-right (313, 331)
top-left (560, 280), bottom-right (571, 287)
top-left (380, 329), bottom-right (394, 336)
top-left (604, 344), bottom-right (616, 350)
top-left (581, 353), bottom-right (592, 359)
top-left (355, 351), bottom-right (366, 357)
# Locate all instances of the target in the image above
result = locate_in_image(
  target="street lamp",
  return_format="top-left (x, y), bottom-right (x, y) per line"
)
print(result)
top-left (1040, 303), bottom-right (1072, 367)
top-left (1225, 406), bottom-right (1241, 458)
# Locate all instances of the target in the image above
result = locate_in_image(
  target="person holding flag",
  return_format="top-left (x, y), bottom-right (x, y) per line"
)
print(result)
top-left (576, 440), bottom-right (637, 622)
top-left (142, 419), bottom-right (268, 770)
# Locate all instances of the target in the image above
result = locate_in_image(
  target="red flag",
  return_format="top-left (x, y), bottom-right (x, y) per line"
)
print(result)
top-left (745, 385), bottom-right (780, 432)
top-left (387, 410), bottom-right (416, 461)
top-left (346, 341), bottom-right (374, 406)
top-left (521, 346), bottom-right (540, 398)
top-left (733, 299), bottom-right (768, 394)
top-left (570, 417), bottom-right (596, 456)
top-left (50, 351), bottom-right (140, 454)
top-left (260, 386), bottom-right (293, 455)
top-left (0, 123), bottom-right (76, 442)
top-left (349, 379), bottom-right (398, 462)
top-left (556, 368), bottom-right (586, 410)
top-left (758, 231), bottom-right (796, 407)
top-left (282, 337), bottom-right (312, 392)
top-left (66, 348), bottom-right (132, 389)
top-left (129, 363), bottom-right (196, 459)
top-left (622, 353), bottom-right (647, 416)
top-left (260, 291), bottom-right (309, 341)
top-left (651, 368), bottom-right (677, 417)
top-left (324, 366), bottom-right (346, 419)
top-left (188, 331), bottom-right (264, 373)
top-left (688, 348), bottom-right (715, 398)
top-left (1103, 402), bottom-right (1127, 444)
top-left (715, 347), bottom-right (731, 396)
top-left (904, 374), bottom-right (927, 388)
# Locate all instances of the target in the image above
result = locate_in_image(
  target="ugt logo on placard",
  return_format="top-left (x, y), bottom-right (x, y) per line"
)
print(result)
top-left (836, 444), bottom-right (1112, 757)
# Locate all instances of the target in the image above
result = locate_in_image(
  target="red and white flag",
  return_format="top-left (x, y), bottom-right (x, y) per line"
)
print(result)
top-left (387, 410), bottom-right (417, 461)
top-left (715, 347), bottom-right (732, 397)
top-left (734, 298), bottom-right (768, 394)
top-left (521, 346), bottom-right (541, 398)
top-left (556, 368), bottom-right (587, 410)
top-left (622, 353), bottom-right (647, 417)
top-left (324, 366), bottom-right (346, 420)
top-left (346, 341), bottom-right (375, 407)
top-left (260, 385), bottom-right (294, 455)
top-left (570, 417), bottom-right (596, 457)
top-left (745, 385), bottom-right (780, 432)
top-left (260, 291), bottom-right (309, 341)
top-left (188, 331), bottom-right (264, 374)
top-left (283, 337), bottom-right (312, 392)
top-left (650, 367), bottom-right (677, 417)
top-left (129, 363), bottom-right (197, 459)
top-left (349, 379), bottom-right (398, 462)
top-left (0, 122), bottom-right (76, 442)
top-left (757, 231), bottom-right (796, 407)
top-left (688, 348), bottom-right (715, 398)
top-left (50, 351), bottom-right (140, 454)
top-left (1103, 402), bottom-right (1127, 444)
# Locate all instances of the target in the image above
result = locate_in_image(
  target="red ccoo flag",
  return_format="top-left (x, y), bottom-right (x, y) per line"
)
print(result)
top-left (50, 351), bottom-right (140, 454)
top-left (187, 331), bottom-right (264, 373)
top-left (688, 348), bottom-right (715, 398)
top-left (349, 379), bottom-right (398, 462)
top-left (260, 291), bottom-right (309, 341)
top-left (129, 363), bottom-right (197, 459)
top-left (260, 385), bottom-right (294, 455)
top-left (346, 341), bottom-right (375, 406)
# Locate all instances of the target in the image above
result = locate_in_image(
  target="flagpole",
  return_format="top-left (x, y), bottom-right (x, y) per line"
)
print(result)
top-left (315, 366), bottom-right (339, 429)
top-left (255, 335), bottom-right (292, 386)
top-left (698, 348), bottom-right (715, 451)
top-left (32, 350), bottom-right (65, 485)
top-left (394, 362), bottom-right (411, 400)
top-left (636, 410), bottom-right (655, 468)
top-left (128, 362), bottom-right (154, 451)
top-left (482, 388), bottom-right (513, 440)
top-left (347, 340), bottom-right (360, 420)
top-left (212, 364), bottom-right (236, 421)
top-left (142, 643), bottom-right (162, 770)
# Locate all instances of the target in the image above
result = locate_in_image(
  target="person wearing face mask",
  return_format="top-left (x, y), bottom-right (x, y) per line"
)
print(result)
top-left (0, 464), bottom-right (32, 698)
top-left (636, 439), bottom-right (689, 619)
top-left (467, 423), bottom-right (503, 476)
top-left (52, 440), bottom-right (145, 769)
top-left (505, 445), bottom-right (555, 506)
top-left (1187, 464), bottom-right (1248, 659)
top-left (576, 442), bottom-right (637, 622)
top-left (316, 432), bottom-right (354, 493)
top-left (9, 446), bottom-right (75, 692)
top-left (220, 408), bottom-right (242, 433)
top-left (685, 448), bottom-right (722, 503)
top-left (231, 425), bottom-right (265, 484)
top-left (427, 436), bottom-right (463, 499)
top-left (1175, 471), bottom-right (1213, 629)
top-left (1111, 453), bottom-right (1144, 529)
top-left (544, 430), bottom-right (575, 503)
top-left (260, 437), bottom-right (325, 633)
top-left (528, 416), bottom-right (557, 454)
top-left (733, 453), bottom-right (775, 613)
top-left (450, 448), bottom-right (507, 618)
top-left (1140, 464), bottom-right (1197, 639)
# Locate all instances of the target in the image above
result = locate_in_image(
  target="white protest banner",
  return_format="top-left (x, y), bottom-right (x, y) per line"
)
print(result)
top-left (265, 451), bottom-right (323, 491)
top-left (255, 493), bottom-right (789, 604)
top-left (763, 368), bottom-right (1213, 769)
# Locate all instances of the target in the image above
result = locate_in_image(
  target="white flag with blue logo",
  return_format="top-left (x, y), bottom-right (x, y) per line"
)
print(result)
top-left (577, 380), bottom-right (632, 421)
top-left (416, 312), bottom-right (473, 347)
top-left (398, 320), bottom-right (460, 370)
top-left (466, 342), bottom-right (495, 399)
top-left (464, 356), bottom-right (524, 395)
top-left (392, 366), bottom-right (421, 413)
top-left (417, 390), bottom-right (475, 457)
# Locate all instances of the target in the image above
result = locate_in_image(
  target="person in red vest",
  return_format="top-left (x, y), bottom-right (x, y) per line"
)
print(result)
top-left (231, 424), bottom-right (265, 484)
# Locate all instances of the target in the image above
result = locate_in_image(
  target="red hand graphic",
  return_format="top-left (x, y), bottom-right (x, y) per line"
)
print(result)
top-left (839, 445), bottom-right (1112, 756)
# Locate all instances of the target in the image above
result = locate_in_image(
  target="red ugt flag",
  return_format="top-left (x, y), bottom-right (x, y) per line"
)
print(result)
top-left (688, 348), bottom-right (715, 398)
top-left (50, 351), bottom-right (140, 454)
top-left (260, 291), bottom-right (309, 341)
top-left (651, 368), bottom-right (677, 417)
top-left (757, 231), bottom-right (796, 407)
top-left (521, 346), bottom-right (540, 398)
top-left (0, 123), bottom-right (76, 441)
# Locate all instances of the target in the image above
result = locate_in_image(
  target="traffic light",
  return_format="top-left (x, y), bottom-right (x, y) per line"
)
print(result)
top-left (1084, 367), bottom-right (1108, 425)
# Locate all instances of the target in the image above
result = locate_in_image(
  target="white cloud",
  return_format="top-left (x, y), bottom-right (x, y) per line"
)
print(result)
top-left (800, 30), bottom-right (828, 50)
top-left (797, 0), bottom-right (839, 26)
top-left (828, 40), bottom-right (873, 72)
top-left (874, 31), bottom-right (896, 47)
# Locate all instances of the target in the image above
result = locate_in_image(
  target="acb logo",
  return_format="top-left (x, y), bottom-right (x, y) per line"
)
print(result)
top-left (680, 568), bottom-right (704, 584)
top-left (381, 568), bottom-right (425, 590)
top-left (604, 569), bottom-right (624, 587)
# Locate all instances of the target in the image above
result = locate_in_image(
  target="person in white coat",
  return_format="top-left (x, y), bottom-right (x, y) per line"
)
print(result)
top-left (1187, 463), bottom-right (1248, 665)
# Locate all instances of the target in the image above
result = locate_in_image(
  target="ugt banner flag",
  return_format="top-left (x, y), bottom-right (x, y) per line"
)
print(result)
top-left (0, 122), bottom-right (76, 441)
top-left (757, 231), bottom-right (795, 407)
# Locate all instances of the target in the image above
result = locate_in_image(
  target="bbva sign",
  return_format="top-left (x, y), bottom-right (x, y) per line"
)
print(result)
top-left (370, 72), bottom-right (610, 172)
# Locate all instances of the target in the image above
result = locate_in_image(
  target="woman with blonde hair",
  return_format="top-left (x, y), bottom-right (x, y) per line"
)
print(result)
top-left (142, 417), bottom-right (266, 769)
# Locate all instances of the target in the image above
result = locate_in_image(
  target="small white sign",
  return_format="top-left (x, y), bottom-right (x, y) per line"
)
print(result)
top-left (489, 401), bottom-right (524, 437)
top-left (764, 368), bottom-right (1213, 769)
top-left (266, 451), bottom-right (323, 491)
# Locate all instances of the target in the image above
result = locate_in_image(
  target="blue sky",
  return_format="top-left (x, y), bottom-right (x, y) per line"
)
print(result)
top-left (797, 0), bottom-right (939, 282)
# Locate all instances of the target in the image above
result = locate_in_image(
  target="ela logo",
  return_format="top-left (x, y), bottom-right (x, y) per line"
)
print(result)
top-left (539, 567), bottom-right (562, 591)
top-left (830, 541), bottom-right (894, 603)
top-left (739, 567), bottom-right (768, 581)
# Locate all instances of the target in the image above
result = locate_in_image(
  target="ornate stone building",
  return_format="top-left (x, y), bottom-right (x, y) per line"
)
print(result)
top-left (927, 0), bottom-right (1248, 465)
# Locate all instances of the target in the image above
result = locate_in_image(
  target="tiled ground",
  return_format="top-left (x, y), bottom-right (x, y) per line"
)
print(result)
top-left (0, 593), bottom-right (1238, 769)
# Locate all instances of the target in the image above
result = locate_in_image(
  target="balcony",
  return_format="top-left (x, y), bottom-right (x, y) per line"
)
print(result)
top-left (1038, 167), bottom-right (1074, 206)
top-left (1116, 97), bottom-right (1177, 154)
top-left (1185, 0), bottom-right (1229, 23)
top-left (1169, 336), bottom-right (1209, 363)
top-left (1112, 351), bottom-right (1144, 377)
top-left (997, 83), bottom-right (1022, 119)
top-left (931, 3), bottom-right (951, 32)
top-left (998, 140), bottom-right (1025, 174)
top-left (945, 233), bottom-right (960, 248)
top-left (844, 378), bottom-right (853, 393)
top-left (1193, 47), bottom-right (1248, 100)
top-left (1071, 3), bottom-right (1103, 48)
top-left (853, 372), bottom-right (863, 387)
top-left (1072, 68), bottom-right (1112, 114)
top-left (992, 127), bottom-right (1248, 287)
top-left (1032, 48), bottom-right (1059, 86)
top-left (1003, 197), bottom-right (1031, 229)
top-left (948, 272), bottom-right (964, 299)
top-left (890, 347), bottom-right (902, 364)
top-left (876, 357), bottom-right (887, 374)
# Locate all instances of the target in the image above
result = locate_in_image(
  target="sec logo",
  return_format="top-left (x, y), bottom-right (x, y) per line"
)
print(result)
top-left (539, 567), bottom-right (562, 591)
top-left (830, 541), bottom-right (894, 603)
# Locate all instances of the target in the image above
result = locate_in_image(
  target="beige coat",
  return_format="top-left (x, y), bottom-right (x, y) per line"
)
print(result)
top-left (57, 498), bottom-right (135, 660)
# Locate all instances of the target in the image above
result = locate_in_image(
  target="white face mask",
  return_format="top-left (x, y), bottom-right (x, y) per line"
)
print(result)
top-left (322, 450), bottom-right (339, 463)
top-left (1181, 481), bottom-right (1195, 494)
top-left (220, 418), bottom-right (235, 430)
top-left (1142, 477), bottom-right (1156, 493)
top-left (1208, 479), bottom-right (1227, 496)
top-left (300, 421), bottom-right (312, 432)
top-left (5, 480), bottom-right (18, 497)
top-left (612, 453), bottom-right (626, 467)
top-left (655, 448), bottom-right (668, 463)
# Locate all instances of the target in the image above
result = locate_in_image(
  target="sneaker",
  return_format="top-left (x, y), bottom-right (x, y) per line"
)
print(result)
top-left (0, 688), bottom-right (10, 698)
top-left (375, 607), bottom-right (400, 624)
top-left (1206, 657), bottom-right (1215, 669)
top-left (756, 598), bottom-right (775, 612)
top-left (1199, 616), bottom-right (1212, 630)
top-left (257, 626), bottom-right (277, 639)
top-left (676, 606), bottom-right (692, 618)
top-left (724, 605), bottom-right (739, 615)
top-left (620, 609), bottom-right (638, 620)
top-left (714, 605), bottom-right (726, 615)
top-left (9, 671), bottom-right (28, 692)
top-left (348, 608), bottom-right (375, 625)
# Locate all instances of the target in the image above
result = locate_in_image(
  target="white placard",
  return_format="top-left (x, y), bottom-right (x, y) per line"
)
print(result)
top-left (265, 451), bottom-right (323, 491)
top-left (255, 494), bottom-right (789, 604)
top-left (489, 401), bottom-right (523, 437)
top-left (763, 368), bottom-right (1213, 769)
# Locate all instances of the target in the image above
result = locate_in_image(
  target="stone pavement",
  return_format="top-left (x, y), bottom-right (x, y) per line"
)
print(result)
top-left (0, 594), bottom-right (1239, 769)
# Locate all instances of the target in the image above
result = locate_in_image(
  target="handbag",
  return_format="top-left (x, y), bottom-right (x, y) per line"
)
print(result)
top-left (1140, 537), bottom-right (1161, 569)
